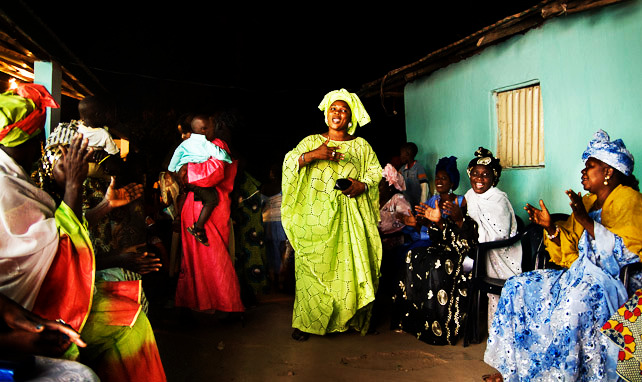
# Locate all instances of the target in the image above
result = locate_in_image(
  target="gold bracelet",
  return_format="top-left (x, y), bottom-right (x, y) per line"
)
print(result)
top-left (546, 225), bottom-right (560, 240)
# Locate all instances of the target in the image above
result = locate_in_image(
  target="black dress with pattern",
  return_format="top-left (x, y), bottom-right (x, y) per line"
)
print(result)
top-left (391, 215), bottom-right (478, 345)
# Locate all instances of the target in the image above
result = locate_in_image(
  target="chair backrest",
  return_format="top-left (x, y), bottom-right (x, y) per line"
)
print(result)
top-left (520, 222), bottom-right (543, 272)
top-left (471, 215), bottom-right (525, 279)
top-left (520, 213), bottom-right (570, 271)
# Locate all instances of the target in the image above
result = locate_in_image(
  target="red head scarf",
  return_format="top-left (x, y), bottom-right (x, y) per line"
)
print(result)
top-left (0, 83), bottom-right (59, 147)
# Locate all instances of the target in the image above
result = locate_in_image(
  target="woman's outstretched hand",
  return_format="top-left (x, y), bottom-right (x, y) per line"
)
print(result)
top-left (105, 176), bottom-right (144, 208)
top-left (566, 189), bottom-right (594, 236)
top-left (442, 200), bottom-right (463, 226)
top-left (566, 189), bottom-right (589, 221)
top-left (61, 134), bottom-right (93, 219)
top-left (416, 202), bottom-right (441, 223)
top-left (402, 208), bottom-right (417, 227)
top-left (62, 134), bottom-right (92, 190)
top-left (524, 199), bottom-right (552, 228)
top-left (118, 243), bottom-right (162, 274)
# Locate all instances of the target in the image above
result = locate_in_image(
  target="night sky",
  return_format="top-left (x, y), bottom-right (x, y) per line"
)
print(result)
top-left (5, 1), bottom-right (542, 182)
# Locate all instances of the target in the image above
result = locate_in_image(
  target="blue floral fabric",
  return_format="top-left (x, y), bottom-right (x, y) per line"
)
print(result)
top-left (485, 209), bottom-right (640, 381)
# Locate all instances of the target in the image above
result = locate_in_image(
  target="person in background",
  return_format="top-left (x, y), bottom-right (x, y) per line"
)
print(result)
top-left (281, 88), bottom-right (382, 341)
top-left (231, 156), bottom-right (269, 307)
top-left (399, 142), bottom-right (429, 212)
top-left (378, 163), bottom-right (412, 252)
top-left (174, 112), bottom-right (244, 316)
top-left (261, 162), bottom-right (289, 292)
top-left (52, 97), bottom-right (160, 316)
top-left (54, 96), bottom-right (121, 180)
top-left (371, 163), bottom-right (411, 333)
top-left (168, 114), bottom-right (232, 246)
top-left (177, 113), bottom-right (194, 141)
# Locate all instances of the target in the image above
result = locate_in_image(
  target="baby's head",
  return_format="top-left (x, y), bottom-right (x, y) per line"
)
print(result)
top-left (190, 115), bottom-right (215, 140)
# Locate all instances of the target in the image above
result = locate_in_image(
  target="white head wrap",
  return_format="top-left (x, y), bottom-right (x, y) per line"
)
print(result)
top-left (318, 88), bottom-right (370, 135)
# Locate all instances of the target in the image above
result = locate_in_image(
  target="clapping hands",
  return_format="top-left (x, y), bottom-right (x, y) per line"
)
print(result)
top-left (104, 176), bottom-right (144, 208)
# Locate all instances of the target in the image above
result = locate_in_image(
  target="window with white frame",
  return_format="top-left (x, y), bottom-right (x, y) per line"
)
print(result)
top-left (495, 83), bottom-right (544, 168)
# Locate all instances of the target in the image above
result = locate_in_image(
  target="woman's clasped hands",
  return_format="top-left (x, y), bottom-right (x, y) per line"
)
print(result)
top-left (0, 294), bottom-right (86, 358)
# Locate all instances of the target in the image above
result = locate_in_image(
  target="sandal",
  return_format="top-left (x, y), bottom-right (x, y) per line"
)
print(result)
top-left (291, 328), bottom-right (310, 342)
top-left (482, 373), bottom-right (503, 382)
top-left (187, 225), bottom-right (209, 246)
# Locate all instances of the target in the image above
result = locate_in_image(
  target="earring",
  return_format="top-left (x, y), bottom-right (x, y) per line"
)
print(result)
top-left (604, 175), bottom-right (610, 186)
top-left (348, 122), bottom-right (353, 128)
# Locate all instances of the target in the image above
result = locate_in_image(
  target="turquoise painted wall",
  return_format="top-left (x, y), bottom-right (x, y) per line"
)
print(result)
top-left (405, 0), bottom-right (642, 220)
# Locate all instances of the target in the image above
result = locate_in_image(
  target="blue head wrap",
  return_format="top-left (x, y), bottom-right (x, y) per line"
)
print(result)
top-left (582, 129), bottom-right (634, 176)
top-left (436, 156), bottom-right (460, 191)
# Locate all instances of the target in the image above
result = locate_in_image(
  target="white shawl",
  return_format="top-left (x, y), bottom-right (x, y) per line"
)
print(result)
top-left (0, 149), bottom-right (59, 309)
top-left (464, 186), bottom-right (522, 279)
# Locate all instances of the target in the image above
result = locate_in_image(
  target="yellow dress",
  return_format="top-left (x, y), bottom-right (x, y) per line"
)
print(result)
top-left (281, 134), bottom-right (382, 335)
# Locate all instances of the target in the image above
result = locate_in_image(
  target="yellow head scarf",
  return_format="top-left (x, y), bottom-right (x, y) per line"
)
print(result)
top-left (0, 83), bottom-right (59, 147)
top-left (318, 88), bottom-right (370, 135)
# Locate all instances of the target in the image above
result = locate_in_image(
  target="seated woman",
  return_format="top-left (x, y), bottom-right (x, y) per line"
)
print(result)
top-left (391, 155), bottom-right (477, 345)
top-left (399, 156), bottom-right (465, 251)
top-left (484, 130), bottom-right (642, 381)
top-left (465, 148), bottom-right (522, 329)
top-left (40, 122), bottom-right (167, 382)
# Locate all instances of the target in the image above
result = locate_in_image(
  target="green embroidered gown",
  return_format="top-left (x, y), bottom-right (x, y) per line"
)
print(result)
top-left (282, 134), bottom-right (382, 335)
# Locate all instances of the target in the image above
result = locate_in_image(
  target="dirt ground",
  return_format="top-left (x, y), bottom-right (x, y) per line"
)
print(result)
top-left (149, 292), bottom-right (499, 382)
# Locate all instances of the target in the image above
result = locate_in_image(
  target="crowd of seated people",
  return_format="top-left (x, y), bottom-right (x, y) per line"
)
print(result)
top-left (380, 132), bottom-right (642, 382)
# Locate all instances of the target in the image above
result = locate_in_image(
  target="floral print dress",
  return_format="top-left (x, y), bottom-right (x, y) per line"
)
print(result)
top-left (485, 209), bottom-right (639, 381)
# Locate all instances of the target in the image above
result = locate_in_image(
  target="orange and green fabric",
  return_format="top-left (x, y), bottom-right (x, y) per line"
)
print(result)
top-left (32, 201), bottom-right (95, 333)
top-left (79, 281), bottom-right (166, 382)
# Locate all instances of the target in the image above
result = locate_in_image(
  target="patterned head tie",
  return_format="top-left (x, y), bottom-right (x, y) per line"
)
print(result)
top-left (436, 156), bottom-right (460, 191)
top-left (382, 163), bottom-right (406, 191)
top-left (467, 147), bottom-right (502, 186)
top-left (0, 83), bottom-right (59, 147)
top-left (318, 88), bottom-right (370, 135)
top-left (39, 122), bottom-right (79, 180)
top-left (582, 129), bottom-right (634, 176)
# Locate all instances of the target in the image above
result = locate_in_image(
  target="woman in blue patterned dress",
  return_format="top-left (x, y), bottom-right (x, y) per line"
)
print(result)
top-left (484, 130), bottom-right (642, 381)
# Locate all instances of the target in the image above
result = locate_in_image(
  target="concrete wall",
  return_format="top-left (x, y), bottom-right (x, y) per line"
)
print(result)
top-left (404, 0), bottom-right (642, 219)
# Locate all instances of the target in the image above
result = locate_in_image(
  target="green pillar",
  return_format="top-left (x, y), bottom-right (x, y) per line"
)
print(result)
top-left (34, 61), bottom-right (61, 138)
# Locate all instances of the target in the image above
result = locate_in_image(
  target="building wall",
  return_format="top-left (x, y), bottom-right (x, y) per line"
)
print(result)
top-left (404, 0), bottom-right (642, 219)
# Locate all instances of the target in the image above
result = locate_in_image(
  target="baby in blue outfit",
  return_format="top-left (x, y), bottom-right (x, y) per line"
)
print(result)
top-left (168, 117), bottom-right (231, 246)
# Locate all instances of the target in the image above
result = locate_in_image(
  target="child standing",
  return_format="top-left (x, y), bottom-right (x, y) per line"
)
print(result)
top-left (168, 116), bottom-right (232, 246)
